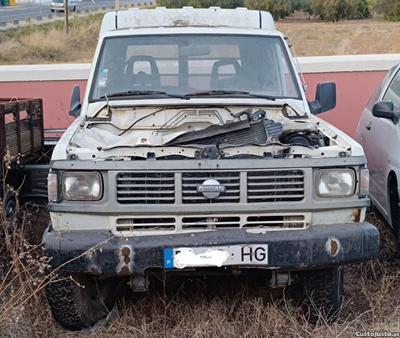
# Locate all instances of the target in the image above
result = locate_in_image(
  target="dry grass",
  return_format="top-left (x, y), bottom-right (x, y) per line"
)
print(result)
top-left (276, 19), bottom-right (400, 56)
top-left (1, 205), bottom-right (400, 337)
top-left (0, 14), bottom-right (103, 65)
top-left (1, 16), bottom-right (400, 65)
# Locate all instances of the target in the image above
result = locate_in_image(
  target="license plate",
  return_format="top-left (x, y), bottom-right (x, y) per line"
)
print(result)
top-left (164, 244), bottom-right (268, 269)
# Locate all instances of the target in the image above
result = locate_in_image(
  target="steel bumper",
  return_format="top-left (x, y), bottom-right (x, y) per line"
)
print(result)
top-left (43, 222), bottom-right (380, 276)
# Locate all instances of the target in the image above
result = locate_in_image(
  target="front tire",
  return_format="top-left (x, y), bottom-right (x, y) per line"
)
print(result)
top-left (46, 273), bottom-right (118, 331)
top-left (292, 267), bottom-right (343, 322)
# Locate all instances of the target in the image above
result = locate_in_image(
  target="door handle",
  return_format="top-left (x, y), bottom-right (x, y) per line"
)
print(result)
top-left (366, 122), bottom-right (372, 131)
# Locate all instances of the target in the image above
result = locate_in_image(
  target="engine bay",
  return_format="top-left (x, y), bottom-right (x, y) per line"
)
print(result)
top-left (68, 105), bottom-right (350, 160)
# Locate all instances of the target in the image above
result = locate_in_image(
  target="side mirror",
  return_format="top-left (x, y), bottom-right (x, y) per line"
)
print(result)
top-left (69, 85), bottom-right (81, 118)
top-left (309, 82), bottom-right (336, 115)
top-left (372, 101), bottom-right (400, 125)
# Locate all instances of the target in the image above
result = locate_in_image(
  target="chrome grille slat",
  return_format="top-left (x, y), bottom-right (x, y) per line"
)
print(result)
top-left (247, 188), bottom-right (304, 193)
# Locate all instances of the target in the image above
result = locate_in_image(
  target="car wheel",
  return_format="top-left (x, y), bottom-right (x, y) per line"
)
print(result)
top-left (389, 174), bottom-right (400, 232)
top-left (1, 188), bottom-right (16, 219)
top-left (46, 273), bottom-right (119, 331)
top-left (51, 9), bottom-right (54, 12)
top-left (291, 267), bottom-right (343, 323)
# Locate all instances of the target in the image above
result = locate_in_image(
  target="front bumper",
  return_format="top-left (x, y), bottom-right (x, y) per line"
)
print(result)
top-left (43, 222), bottom-right (379, 276)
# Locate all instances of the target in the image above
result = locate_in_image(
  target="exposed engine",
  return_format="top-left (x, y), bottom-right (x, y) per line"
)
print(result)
top-left (68, 105), bottom-right (346, 161)
top-left (167, 108), bottom-right (327, 149)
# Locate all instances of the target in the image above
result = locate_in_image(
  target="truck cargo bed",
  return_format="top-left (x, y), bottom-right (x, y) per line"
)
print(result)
top-left (0, 98), bottom-right (44, 166)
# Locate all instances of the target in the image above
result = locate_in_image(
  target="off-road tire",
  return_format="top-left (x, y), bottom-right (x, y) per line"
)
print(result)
top-left (45, 273), bottom-right (118, 331)
top-left (292, 267), bottom-right (343, 323)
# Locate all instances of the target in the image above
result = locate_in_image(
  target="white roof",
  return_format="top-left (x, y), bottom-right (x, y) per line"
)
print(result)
top-left (100, 7), bottom-right (276, 35)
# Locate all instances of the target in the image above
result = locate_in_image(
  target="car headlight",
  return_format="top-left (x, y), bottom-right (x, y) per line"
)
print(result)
top-left (62, 172), bottom-right (102, 201)
top-left (316, 169), bottom-right (355, 198)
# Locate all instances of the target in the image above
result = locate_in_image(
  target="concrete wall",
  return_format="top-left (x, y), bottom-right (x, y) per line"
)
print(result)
top-left (0, 54), bottom-right (400, 137)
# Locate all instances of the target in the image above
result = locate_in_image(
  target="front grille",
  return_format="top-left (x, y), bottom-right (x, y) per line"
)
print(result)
top-left (182, 172), bottom-right (240, 204)
top-left (117, 172), bottom-right (175, 204)
top-left (116, 170), bottom-right (304, 205)
top-left (247, 170), bottom-right (304, 203)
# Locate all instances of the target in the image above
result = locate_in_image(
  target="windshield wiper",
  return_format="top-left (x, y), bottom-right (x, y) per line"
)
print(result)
top-left (99, 90), bottom-right (188, 100)
top-left (183, 90), bottom-right (276, 101)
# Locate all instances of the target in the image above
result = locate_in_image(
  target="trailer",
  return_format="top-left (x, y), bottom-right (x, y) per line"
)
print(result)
top-left (0, 98), bottom-right (47, 217)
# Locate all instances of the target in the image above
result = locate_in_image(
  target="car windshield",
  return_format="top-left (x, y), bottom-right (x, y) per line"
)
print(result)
top-left (90, 34), bottom-right (301, 101)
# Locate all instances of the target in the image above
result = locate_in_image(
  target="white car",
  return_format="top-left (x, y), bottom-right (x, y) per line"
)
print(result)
top-left (50, 0), bottom-right (76, 12)
top-left (356, 64), bottom-right (400, 231)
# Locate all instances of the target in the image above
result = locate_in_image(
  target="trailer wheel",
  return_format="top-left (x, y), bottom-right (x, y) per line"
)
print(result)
top-left (46, 273), bottom-right (118, 331)
top-left (291, 267), bottom-right (343, 323)
top-left (1, 189), bottom-right (16, 219)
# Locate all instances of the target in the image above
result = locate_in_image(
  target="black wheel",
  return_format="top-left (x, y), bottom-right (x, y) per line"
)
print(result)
top-left (291, 267), bottom-right (343, 322)
top-left (1, 188), bottom-right (16, 219)
top-left (51, 9), bottom-right (54, 12)
top-left (45, 273), bottom-right (119, 331)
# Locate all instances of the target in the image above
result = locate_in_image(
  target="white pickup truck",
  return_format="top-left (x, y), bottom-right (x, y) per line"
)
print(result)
top-left (43, 7), bottom-right (379, 330)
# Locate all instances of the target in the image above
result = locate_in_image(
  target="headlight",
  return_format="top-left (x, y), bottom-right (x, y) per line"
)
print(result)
top-left (316, 169), bottom-right (355, 198)
top-left (62, 172), bottom-right (102, 201)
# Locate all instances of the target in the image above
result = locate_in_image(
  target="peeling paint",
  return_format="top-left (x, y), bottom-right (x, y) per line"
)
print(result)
top-left (116, 245), bottom-right (133, 276)
top-left (326, 237), bottom-right (340, 257)
top-left (352, 208), bottom-right (361, 223)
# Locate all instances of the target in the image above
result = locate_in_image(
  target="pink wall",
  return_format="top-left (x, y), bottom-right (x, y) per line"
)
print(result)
top-left (0, 80), bottom-right (87, 131)
top-left (0, 70), bottom-right (387, 138)
top-left (304, 71), bottom-right (386, 137)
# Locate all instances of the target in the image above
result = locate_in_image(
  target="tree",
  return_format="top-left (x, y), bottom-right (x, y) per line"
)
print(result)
top-left (375, 0), bottom-right (400, 20)
top-left (245, 0), bottom-right (292, 19)
top-left (311, 0), bottom-right (370, 22)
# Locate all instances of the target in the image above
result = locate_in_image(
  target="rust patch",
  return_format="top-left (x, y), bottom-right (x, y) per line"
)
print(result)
top-left (121, 247), bottom-right (131, 264)
top-left (326, 237), bottom-right (340, 257)
top-left (173, 19), bottom-right (190, 26)
top-left (91, 267), bottom-right (100, 275)
top-left (119, 266), bottom-right (131, 276)
top-left (352, 208), bottom-right (361, 223)
top-left (117, 245), bottom-right (133, 276)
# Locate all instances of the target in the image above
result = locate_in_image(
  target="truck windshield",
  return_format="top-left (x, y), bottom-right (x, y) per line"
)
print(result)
top-left (90, 34), bottom-right (301, 101)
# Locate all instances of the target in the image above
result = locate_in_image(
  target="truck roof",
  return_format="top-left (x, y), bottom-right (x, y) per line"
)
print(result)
top-left (100, 7), bottom-right (276, 36)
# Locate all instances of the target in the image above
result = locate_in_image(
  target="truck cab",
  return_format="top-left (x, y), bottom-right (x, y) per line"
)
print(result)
top-left (43, 7), bottom-right (379, 330)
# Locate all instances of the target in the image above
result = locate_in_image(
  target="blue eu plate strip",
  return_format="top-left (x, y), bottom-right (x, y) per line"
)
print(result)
top-left (164, 248), bottom-right (174, 269)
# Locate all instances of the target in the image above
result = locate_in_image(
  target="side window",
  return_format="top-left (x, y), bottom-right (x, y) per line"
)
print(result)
top-left (366, 67), bottom-right (397, 111)
top-left (383, 69), bottom-right (400, 111)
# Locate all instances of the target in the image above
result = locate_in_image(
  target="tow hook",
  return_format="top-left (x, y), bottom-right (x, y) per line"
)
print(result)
top-left (270, 271), bottom-right (291, 288)
top-left (130, 274), bottom-right (149, 292)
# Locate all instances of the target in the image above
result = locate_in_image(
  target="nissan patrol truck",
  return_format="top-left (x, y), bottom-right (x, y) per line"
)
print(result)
top-left (43, 7), bottom-right (379, 330)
